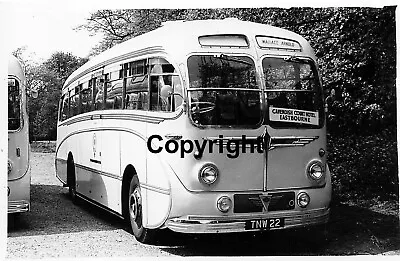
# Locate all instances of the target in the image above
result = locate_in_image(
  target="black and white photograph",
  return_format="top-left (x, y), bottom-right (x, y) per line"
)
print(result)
top-left (1, 0), bottom-right (399, 258)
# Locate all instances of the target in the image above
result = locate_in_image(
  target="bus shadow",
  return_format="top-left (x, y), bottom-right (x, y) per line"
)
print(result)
top-left (156, 203), bottom-right (399, 256)
top-left (7, 184), bottom-right (125, 238)
top-left (8, 183), bottom-right (399, 256)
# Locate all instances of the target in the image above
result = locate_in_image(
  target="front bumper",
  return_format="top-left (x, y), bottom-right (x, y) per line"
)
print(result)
top-left (8, 200), bottom-right (30, 214)
top-left (166, 207), bottom-right (329, 233)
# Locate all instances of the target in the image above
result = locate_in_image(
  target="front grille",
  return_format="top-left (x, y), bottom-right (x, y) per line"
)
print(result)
top-left (234, 194), bottom-right (263, 213)
top-left (233, 192), bottom-right (295, 213)
top-left (267, 192), bottom-right (295, 211)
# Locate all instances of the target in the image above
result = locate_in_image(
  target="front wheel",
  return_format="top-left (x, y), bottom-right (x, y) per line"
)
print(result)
top-left (127, 176), bottom-right (156, 243)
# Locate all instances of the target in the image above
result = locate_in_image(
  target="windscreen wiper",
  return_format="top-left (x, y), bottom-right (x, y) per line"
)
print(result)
top-left (283, 56), bottom-right (309, 63)
top-left (217, 54), bottom-right (253, 66)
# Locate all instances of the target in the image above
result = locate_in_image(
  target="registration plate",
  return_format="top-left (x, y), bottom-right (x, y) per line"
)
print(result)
top-left (245, 218), bottom-right (285, 230)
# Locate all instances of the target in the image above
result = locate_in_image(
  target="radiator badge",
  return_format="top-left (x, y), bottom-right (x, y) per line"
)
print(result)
top-left (259, 195), bottom-right (272, 211)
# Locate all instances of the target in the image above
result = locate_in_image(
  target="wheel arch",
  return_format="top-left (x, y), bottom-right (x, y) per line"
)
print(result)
top-left (121, 164), bottom-right (137, 219)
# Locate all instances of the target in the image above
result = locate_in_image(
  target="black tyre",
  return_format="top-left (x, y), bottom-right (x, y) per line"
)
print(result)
top-left (127, 175), bottom-right (156, 243)
top-left (8, 214), bottom-right (17, 230)
top-left (67, 157), bottom-right (79, 205)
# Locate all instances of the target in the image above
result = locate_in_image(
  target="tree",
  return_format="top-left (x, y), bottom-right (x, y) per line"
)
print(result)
top-left (24, 51), bottom-right (88, 141)
top-left (76, 9), bottom-right (237, 56)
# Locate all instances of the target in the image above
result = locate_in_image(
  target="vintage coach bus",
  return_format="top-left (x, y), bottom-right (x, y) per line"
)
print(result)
top-left (56, 18), bottom-right (331, 243)
top-left (8, 55), bottom-right (31, 214)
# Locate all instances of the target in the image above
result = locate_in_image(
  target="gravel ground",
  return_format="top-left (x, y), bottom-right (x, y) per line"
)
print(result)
top-left (6, 152), bottom-right (400, 258)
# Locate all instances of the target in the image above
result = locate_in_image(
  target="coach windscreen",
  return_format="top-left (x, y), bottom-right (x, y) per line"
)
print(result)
top-left (187, 55), bottom-right (261, 127)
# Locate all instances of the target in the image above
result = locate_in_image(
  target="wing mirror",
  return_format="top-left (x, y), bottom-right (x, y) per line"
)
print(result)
top-left (160, 85), bottom-right (186, 112)
top-left (160, 85), bottom-right (184, 99)
top-left (160, 85), bottom-right (173, 99)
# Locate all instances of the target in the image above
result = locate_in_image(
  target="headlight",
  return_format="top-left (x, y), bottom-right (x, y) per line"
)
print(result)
top-left (217, 196), bottom-right (232, 213)
top-left (307, 161), bottom-right (325, 181)
top-left (199, 163), bottom-right (219, 185)
top-left (8, 160), bottom-right (13, 175)
top-left (297, 192), bottom-right (310, 208)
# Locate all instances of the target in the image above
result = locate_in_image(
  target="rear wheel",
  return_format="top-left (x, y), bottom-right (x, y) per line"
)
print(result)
top-left (67, 157), bottom-right (79, 204)
top-left (8, 214), bottom-right (17, 230)
top-left (127, 175), bottom-right (156, 243)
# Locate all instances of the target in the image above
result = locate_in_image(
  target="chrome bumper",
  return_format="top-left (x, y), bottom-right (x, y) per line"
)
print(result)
top-left (166, 208), bottom-right (329, 233)
top-left (8, 200), bottom-right (30, 214)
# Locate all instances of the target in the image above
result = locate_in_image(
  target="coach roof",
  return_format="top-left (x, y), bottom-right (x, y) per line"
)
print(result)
top-left (8, 55), bottom-right (25, 85)
top-left (63, 18), bottom-right (310, 90)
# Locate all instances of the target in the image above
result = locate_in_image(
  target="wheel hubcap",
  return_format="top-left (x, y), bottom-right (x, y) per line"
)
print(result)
top-left (129, 188), bottom-right (141, 221)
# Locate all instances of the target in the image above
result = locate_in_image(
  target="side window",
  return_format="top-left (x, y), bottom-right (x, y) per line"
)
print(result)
top-left (105, 73), bottom-right (123, 110)
top-left (81, 84), bottom-right (92, 114)
top-left (69, 85), bottom-right (82, 117)
top-left (125, 59), bottom-right (149, 110)
top-left (149, 58), bottom-right (183, 112)
top-left (70, 92), bottom-right (79, 117)
top-left (8, 78), bottom-right (21, 130)
top-left (92, 77), bottom-right (103, 110)
top-left (119, 63), bottom-right (129, 79)
top-left (150, 75), bottom-right (167, 111)
top-left (125, 75), bottom-right (149, 110)
top-left (59, 93), bottom-right (69, 121)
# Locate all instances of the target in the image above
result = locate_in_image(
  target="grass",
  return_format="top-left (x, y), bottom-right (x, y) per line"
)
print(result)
top-left (30, 141), bottom-right (56, 153)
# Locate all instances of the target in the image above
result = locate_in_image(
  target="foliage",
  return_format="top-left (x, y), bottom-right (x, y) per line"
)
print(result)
top-left (13, 51), bottom-right (88, 141)
top-left (30, 141), bottom-right (57, 153)
top-left (328, 130), bottom-right (398, 201)
top-left (76, 9), bottom-right (238, 56)
top-left (28, 65), bottom-right (60, 141)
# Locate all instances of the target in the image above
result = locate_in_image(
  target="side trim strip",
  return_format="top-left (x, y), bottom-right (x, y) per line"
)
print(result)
top-left (58, 158), bottom-right (170, 195)
top-left (90, 159), bottom-right (101, 164)
top-left (58, 109), bottom-right (184, 127)
top-left (56, 126), bottom-right (146, 155)
top-left (75, 163), bottom-right (122, 181)
top-left (267, 184), bottom-right (326, 191)
top-left (76, 192), bottom-right (124, 219)
top-left (141, 183), bottom-right (170, 195)
top-left (79, 162), bottom-right (170, 194)
top-left (269, 136), bottom-right (319, 150)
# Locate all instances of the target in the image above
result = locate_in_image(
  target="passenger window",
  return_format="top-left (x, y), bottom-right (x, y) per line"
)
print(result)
top-left (105, 73), bottom-right (123, 110)
top-left (150, 75), bottom-right (170, 111)
top-left (130, 60), bottom-right (146, 76)
top-left (70, 93), bottom-right (79, 117)
top-left (125, 75), bottom-right (149, 110)
top-left (124, 59), bottom-right (149, 111)
top-left (81, 84), bottom-right (92, 114)
top-left (8, 79), bottom-right (21, 130)
top-left (149, 57), bottom-right (183, 112)
top-left (60, 94), bottom-right (69, 121)
top-left (93, 77), bottom-right (104, 110)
